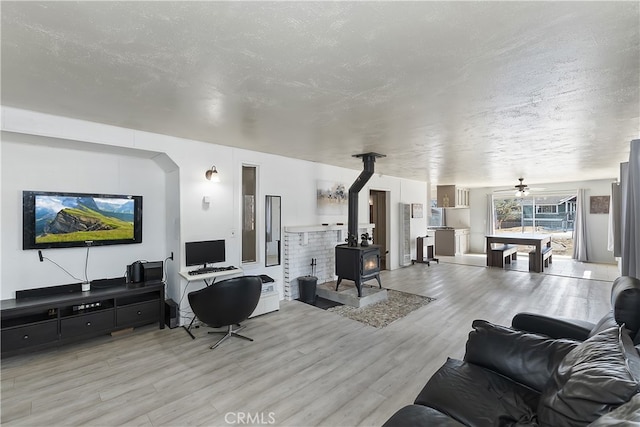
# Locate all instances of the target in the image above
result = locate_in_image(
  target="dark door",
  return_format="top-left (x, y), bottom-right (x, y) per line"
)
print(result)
top-left (369, 190), bottom-right (388, 270)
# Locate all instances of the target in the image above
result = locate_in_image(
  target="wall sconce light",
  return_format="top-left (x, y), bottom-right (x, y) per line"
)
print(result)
top-left (205, 165), bottom-right (220, 182)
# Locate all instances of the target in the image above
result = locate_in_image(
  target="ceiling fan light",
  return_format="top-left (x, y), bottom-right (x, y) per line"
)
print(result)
top-left (515, 190), bottom-right (522, 197)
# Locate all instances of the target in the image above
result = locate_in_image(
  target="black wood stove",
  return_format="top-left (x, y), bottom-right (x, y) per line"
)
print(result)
top-left (335, 244), bottom-right (381, 297)
top-left (335, 152), bottom-right (385, 297)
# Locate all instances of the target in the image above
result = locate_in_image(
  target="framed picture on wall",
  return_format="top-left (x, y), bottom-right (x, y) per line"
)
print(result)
top-left (411, 203), bottom-right (423, 218)
top-left (316, 180), bottom-right (348, 215)
top-left (590, 196), bottom-right (610, 214)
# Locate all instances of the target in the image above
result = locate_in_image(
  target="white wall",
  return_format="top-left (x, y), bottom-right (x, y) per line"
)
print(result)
top-left (469, 179), bottom-right (617, 264)
top-left (1, 107), bottom-right (429, 303)
top-left (1, 135), bottom-right (168, 299)
top-left (444, 208), bottom-right (470, 228)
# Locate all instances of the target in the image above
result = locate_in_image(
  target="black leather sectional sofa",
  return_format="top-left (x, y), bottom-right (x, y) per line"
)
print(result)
top-left (383, 276), bottom-right (640, 426)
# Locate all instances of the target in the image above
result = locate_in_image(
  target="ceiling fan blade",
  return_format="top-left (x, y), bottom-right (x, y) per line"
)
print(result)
top-left (493, 187), bottom-right (547, 195)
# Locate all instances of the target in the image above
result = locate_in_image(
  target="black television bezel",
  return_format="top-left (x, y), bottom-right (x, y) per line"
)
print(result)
top-left (22, 190), bottom-right (143, 250)
top-left (185, 239), bottom-right (226, 267)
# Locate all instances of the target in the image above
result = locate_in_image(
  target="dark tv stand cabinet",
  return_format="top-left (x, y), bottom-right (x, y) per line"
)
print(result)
top-left (1, 281), bottom-right (165, 357)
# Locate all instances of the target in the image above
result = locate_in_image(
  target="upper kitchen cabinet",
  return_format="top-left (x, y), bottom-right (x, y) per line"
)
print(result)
top-left (437, 185), bottom-right (470, 208)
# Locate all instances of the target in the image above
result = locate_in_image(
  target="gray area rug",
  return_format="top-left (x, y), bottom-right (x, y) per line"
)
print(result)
top-left (327, 289), bottom-right (436, 328)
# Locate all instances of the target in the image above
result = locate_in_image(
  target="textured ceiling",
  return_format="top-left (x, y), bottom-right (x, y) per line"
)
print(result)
top-left (2, 1), bottom-right (638, 187)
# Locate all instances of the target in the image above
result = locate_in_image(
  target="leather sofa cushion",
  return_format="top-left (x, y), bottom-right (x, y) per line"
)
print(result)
top-left (414, 358), bottom-right (540, 426)
top-left (537, 326), bottom-right (640, 427)
top-left (381, 404), bottom-right (465, 427)
top-left (465, 319), bottom-right (578, 392)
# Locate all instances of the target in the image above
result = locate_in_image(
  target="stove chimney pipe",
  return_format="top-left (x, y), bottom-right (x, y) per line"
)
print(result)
top-left (347, 152), bottom-right (385, 246)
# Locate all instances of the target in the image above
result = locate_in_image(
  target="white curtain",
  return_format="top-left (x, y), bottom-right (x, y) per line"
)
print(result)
top-left (621, 139), bottom-right (640, 278)
top-left (609, 181), bottom-right (622, 256)
top-left (620, 162), bottom-right (629, 260)
top-left (572, 188), bottom-right (589, 261)
top-left (607, 184), bottom-right (614, 252)
top-left (486, 194), bottom-right (495, 237)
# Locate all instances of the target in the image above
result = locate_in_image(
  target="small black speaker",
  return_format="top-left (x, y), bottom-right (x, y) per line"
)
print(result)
top-left (165, 299), bottom-right (179, 329)
top-left (142, 261), bottom-right (163, 282)
top-left (127, 261), bottom-right (143, 283)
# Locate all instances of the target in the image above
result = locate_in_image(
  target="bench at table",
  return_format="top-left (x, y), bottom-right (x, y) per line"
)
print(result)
top-left (489, 244), bottom-right (518, 268)
top-left (485, 234), bottom-right (551, 273)
top-left (529, 246), bottom-right (552, 272)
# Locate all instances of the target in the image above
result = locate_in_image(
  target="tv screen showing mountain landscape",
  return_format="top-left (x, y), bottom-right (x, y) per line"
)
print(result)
top-left (34, 194), bottom-right (136, 244)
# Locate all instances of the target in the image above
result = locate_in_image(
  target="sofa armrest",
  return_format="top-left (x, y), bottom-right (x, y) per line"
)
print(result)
top-left (511, 312), bottom-right (595, 341)
top-left (382, 405), bottom-right (465, 427)
top-left (587, 394), bottom-right (640, 426)
top-left (464, 319), bottom-right (578, 392)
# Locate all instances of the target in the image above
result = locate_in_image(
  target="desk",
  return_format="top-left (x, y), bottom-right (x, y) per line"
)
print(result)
top-left (179, 268), bottom-right (243, 282)
top-left (485, 233), bottom-right (551, 273)
top-left (179, 268), bottom-right (243, 339)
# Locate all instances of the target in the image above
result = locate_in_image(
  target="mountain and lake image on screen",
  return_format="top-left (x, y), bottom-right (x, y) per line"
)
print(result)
top-left (23, 191), bottom-right (143, 249)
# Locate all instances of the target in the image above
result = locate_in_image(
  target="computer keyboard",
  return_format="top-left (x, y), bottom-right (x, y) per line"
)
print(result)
top-left (188, 266), bottom-right (237, 275)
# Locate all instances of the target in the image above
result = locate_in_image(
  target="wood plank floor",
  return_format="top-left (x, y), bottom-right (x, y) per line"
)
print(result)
top-left (1, 261), bottom-right (618, 426)
top-left (437, 252), bottom-right (620, 282)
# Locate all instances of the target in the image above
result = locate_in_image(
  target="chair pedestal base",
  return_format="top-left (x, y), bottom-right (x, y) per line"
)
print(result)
top-left (208, 324), bottom-right (253, 349)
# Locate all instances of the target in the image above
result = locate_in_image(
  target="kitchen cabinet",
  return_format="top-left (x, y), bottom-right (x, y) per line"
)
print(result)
top-left (437, 185), bottom-right (470, 208)
top-left (455, 228), bottom-right (470, 255)
top-left (435, 229), bottom-right (454, 256)
top-left (435, 228), bottom-right (469, 256)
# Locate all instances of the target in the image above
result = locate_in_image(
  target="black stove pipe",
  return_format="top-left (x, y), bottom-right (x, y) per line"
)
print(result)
top-left (347, 153), bottom-right (385, 246)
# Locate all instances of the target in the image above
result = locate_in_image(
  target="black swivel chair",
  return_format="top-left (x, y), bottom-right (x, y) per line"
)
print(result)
top-left (188, 275), bottom-right (262, 349)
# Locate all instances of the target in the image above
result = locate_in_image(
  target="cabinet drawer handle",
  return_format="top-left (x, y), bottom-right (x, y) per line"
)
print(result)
top-left (23, 334), bottom-right (29, 340)
top-left (137, 311), bottom-right (142, 316)
top-left (86, 321), bottom-right (91, 326)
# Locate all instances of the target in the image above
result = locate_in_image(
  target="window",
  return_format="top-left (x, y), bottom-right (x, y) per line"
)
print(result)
top-left (536, 205), bottom-right (557, 214)
top-left (242, 165), bottom-right (257, 263)
top-left (493, 192), bottom-right (577, 256)
top-left (429, 199), bottom-right (444, 227)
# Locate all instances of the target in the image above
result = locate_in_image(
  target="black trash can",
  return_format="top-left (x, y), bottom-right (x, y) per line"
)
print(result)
top-left (298, 275), bottom-right (318, 304)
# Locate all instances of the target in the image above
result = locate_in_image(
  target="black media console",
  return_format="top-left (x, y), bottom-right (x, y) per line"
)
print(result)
top-left (1, 280), bottom-right (165, 357)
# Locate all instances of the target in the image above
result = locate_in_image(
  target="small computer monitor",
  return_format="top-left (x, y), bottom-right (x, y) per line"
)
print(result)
top-left (185, 239), bottom-right (226, 267)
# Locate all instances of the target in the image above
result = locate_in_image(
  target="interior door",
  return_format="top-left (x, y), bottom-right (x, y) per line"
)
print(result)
top-left (369, 190), bottom-right (388, 270)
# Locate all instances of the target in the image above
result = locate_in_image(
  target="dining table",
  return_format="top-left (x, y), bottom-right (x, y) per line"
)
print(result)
top-left (485, 233), bottom-right (552, 273)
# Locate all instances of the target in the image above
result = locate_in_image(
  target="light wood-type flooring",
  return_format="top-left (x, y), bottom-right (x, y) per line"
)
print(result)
top-left (437, 253), bottom-right (620, 282)
top-left (1, 260), bottom-right (619, 426)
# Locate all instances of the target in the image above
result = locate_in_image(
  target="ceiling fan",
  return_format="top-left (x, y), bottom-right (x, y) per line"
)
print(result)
top-left (514, 178), bottom-right (529, 197)
top-left (493, 178), bottom-right (545, 196)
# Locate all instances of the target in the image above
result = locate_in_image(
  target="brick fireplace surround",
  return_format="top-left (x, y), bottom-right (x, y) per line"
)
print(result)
top-left (283, 224), bottom-right (375, 300)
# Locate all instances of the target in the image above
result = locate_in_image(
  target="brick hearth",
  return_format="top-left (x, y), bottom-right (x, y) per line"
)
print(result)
top-left (283, 224), bottom-right (374, 300)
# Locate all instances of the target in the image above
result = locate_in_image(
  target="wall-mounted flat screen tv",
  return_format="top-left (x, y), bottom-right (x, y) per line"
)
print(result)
top-left (23, 191), bottom-right (143, 249)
